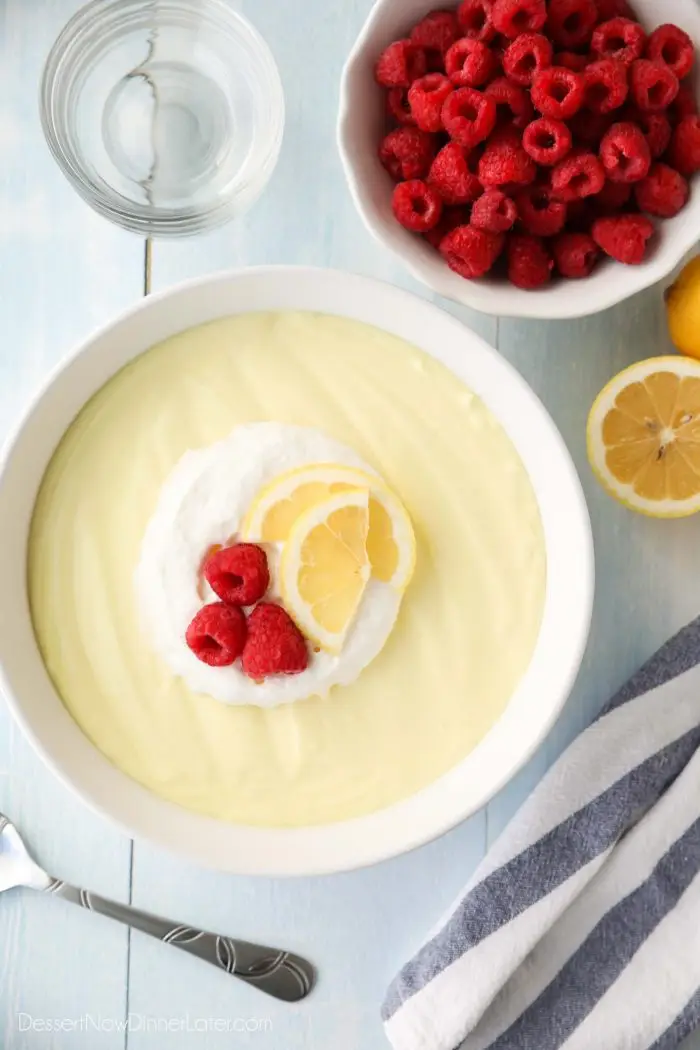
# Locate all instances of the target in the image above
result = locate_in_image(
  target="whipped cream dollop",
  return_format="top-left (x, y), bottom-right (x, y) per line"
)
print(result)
top-left (134, 422), bottom-right (402, 707)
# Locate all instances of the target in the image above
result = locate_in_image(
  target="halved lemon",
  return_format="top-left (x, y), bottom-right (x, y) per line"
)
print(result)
top-left (666, 255), bottom-right (700, 360)
top-left (241, 463), bottom-right (416, 590)
top-left (279, 488), bottom-right (371, 653)
top-left (587, 356), bottom-right (700, 518)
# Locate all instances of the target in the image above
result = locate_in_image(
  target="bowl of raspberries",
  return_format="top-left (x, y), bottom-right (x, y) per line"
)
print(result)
top-left (338, 0), bottom-right (700, 319)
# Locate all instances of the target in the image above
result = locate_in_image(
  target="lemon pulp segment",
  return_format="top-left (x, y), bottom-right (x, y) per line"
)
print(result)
top-left (281, 488), bottom-right (371, 652)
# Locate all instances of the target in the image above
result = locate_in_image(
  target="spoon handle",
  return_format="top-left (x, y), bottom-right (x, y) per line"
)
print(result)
top-left (43, 878), bottom-right (314, 1002)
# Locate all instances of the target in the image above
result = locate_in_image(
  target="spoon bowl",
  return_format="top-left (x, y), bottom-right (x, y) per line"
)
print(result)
top-left (0, 815), bottom-right (49, 892)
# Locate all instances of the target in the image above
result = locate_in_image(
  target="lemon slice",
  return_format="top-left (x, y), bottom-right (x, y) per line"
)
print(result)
top-left (242, 463), bottom-right (416, 590)
top-left (587, 356), bottom-right (700, 518)
top-left (279, 488), bottom-right (371, 653)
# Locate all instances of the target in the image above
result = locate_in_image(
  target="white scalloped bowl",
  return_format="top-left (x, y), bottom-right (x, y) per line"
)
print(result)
top-left (0, 268), bottom-right (593, 875)
top-left (338, 0), bottom-right (700, 320)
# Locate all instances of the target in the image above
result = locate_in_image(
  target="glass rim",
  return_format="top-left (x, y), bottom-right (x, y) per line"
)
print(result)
top-left (40, 0), bottom-right (285, 237)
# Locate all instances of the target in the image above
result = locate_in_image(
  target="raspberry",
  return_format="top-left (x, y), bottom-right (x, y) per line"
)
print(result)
top-left (592, 213), bottom-right (654, 263)
top-left (583, 59), bottom-right (629, 114)
top-left (442, 87), bottom-right (497, 146)
top-left (376, 40), bottom-right (427, 88)
top-left (595, 0), bottom-right (634, 18)
top-left (646, 25), bottom-right (695, 82)
top-left (409, 74), bottom-right (454, 131)
top-left (595, 179), bottom-right (632, 210)
top-left (555, 51), bottom-right (590, 73)
top-left (523, 117), bottom-right (572, 164)
top-left (547, 0), bottom-right (597, 49)
top-left (621, 107), bottom-right (671, 158)
top-left (600, 121), bottom-right (651, 182)
top-left (592, 19), bottom-right (646, 66)
top-left (457, 0), bottom-right (497, 43)
top-left (411, 10), bottom-right (461, 59)
top-left (635, 162), bottom-right (690, 218)
top-left (490, 0), bottom-right (546, 40)
top-left (445, 38), bottom-right (497, 87)
top-left (531, 67), bottom-right (585, 120)
top-left (507, 234), bottom-right (554, 287)
top-left (471, 188), bottom-right (518, 230)
top-left (630, 60), bottom-right (679, 114)
top-left (428, 143), bottom-right (483, 204)
top-left (552, 232), bottom-right (600, 277)
top-left (241, 603), bottom-right (309, 679)
top-left (478, 127), bottom-right (537, 186)
top-left (424, 205), bottom-right (471, 247)
top-left (551, 148), bottom-right (605, 199)
top-left (502, 33), bottom-right (553, 85)
top-left (669, 116), bottom-right (700, 176)
top-left (516, 183), bottom-right (568, 235)
top-left (392, 179), bottom-right (443, 231)
top-left (379, 127), bottom-right (437, 180)
top-left (439, 224), bottom-right (505, 277)
top-left (668, 86), bottom-right (698, 126)
top-left (569, 109), bottom-right (614, 146)
top-left (186, 602), bottom-right (247, 667)
top-left (204, 543), bottom-right (270, 606)
top-left (485, 76), bottom-right (535, 128)
top-left (387, 88), bottom-right (416, 126)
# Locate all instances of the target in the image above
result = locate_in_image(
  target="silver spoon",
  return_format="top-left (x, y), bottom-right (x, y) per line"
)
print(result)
top-left (0, 813), bottom-right (314, 1002)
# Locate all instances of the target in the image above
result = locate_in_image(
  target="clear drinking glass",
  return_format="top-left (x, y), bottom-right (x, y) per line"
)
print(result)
top-left (40, 0), bottom-right (285, 236)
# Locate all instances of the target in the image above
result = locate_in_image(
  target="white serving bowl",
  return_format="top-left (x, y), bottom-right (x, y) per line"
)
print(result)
top-left (0, 268), bottom-right (593, 875)
top-left (338, 0), bottom-right (700, 320)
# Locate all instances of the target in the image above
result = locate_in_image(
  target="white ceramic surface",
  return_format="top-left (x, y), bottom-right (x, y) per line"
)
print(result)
top-left (0, 267), bottom-right (593, 875)
top-left (338, 0), bottom-right (700, 320)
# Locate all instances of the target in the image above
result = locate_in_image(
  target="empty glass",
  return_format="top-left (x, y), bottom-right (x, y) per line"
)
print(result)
top-left (41, 0), bottom-right (285, 236)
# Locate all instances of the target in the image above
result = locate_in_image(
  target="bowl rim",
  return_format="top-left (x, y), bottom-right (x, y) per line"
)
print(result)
top-left (0, 266), bottom-right (594, 875)
top-left (337, 0), bottom-right (700, 320)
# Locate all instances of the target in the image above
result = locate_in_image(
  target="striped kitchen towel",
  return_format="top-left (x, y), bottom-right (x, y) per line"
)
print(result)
top-left (383, 615), bottom-right (700, 1050)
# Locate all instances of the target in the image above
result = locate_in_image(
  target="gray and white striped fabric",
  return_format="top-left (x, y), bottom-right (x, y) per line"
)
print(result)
top-left (383, 616), bottom-right (700, 1050)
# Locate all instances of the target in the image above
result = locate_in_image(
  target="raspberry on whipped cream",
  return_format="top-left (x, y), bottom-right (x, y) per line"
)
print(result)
top-left (242, 603), bottom-right (309, 678)
top-left (204, 543), bottom-right (270, 606)
top-left (185, 603), bottom-right (247, 666)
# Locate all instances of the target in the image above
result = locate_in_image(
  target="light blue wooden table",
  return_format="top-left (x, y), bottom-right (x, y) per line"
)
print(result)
top-left (1, 1), bottom-right (700, 1047)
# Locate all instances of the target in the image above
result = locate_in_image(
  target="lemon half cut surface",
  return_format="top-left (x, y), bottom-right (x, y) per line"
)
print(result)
top-left (279, 488), bottom-right (372, 653)
top-left (587, 356), bottom-right (700, 518)
top-left (242, 463), bottom-right (416, 590)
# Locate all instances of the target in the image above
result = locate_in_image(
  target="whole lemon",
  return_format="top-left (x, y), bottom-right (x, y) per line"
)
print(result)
top-left (666, 256), bottom-right (700, 359)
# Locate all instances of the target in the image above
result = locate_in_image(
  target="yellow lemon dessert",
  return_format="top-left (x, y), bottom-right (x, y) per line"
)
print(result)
top-left (28, 312), bottom-right (546, 827)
